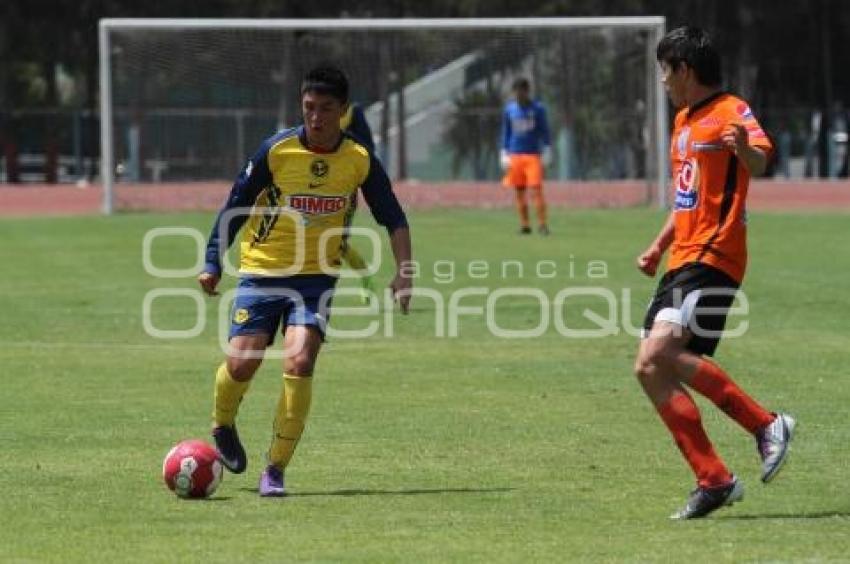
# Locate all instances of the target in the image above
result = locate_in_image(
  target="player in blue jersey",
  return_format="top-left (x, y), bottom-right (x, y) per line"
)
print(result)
top-left (198, 66), bottom-right (413, 497)
top-left (500, 77), bottom-right (552, 236)
top-left (339, 103), bottom-right (376, 304)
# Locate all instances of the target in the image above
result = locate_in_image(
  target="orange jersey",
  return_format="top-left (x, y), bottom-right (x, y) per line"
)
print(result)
top-left (668, 92), bottom-right (773, 283)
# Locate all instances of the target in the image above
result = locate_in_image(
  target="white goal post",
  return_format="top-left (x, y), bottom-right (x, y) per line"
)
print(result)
top-left (99, 17), bottom-right (668, 214)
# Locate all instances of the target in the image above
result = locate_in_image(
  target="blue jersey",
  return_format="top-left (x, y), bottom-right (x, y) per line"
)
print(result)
top-left (501, 100), bottom-right (551, 155)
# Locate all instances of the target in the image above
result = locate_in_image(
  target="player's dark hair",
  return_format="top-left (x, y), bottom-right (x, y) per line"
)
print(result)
top-left (301, 65), bottom-right (349, 104)
top-left (656, 26), bottom-right (722, 87)
top-left (512, 77), bottom-right (530, 91)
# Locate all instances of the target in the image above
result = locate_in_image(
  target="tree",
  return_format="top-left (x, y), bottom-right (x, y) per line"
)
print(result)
top-left (443, 89), bottom-right (502, 180)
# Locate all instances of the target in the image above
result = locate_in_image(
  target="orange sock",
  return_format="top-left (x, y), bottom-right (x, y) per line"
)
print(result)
top-left (515, 189), bottom-right (530, 227)
top-left (656, 391), bottom-right (732, 488)
top-left (689, 358), bottom-right (775, 434)
top-left (531, 187), bottom-right (547, 226)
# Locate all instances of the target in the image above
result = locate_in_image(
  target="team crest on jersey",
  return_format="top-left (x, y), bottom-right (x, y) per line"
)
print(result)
top-left (233, 308), bottom-right (250, 324)
top-left (677, 127), bottom-right (690, 158)
top-left (287, 194), bottom-right (348, 215)
top-left (310, 159), bottom-right (329, 178)
top-left (674, 158), bottom-right (699, 210)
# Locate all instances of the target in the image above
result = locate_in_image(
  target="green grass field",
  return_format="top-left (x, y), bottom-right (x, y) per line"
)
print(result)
top-left (2, 208), bottom-right (849, 562)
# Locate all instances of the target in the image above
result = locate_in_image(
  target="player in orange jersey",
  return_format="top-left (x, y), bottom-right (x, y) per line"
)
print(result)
top-left (634, 26), bottom-right (795, 520)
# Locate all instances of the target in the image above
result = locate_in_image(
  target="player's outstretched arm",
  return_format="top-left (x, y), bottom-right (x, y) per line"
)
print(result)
top-left (360, 153), bottom-right (412, 313)
top-left (637, 211), bottom-right (675, 277)
top-left (388, 226), bottom-right (413, 314)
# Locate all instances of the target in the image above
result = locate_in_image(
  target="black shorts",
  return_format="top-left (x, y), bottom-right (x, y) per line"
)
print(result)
top-left (642, 263), bottom-right (740, 356)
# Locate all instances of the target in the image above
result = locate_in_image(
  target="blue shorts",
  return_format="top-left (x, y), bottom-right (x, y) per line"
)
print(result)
top-left (228, 275), bottom-right (337, 345)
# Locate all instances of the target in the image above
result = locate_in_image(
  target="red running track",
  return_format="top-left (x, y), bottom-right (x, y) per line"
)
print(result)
top-left (1, 180), bottom-right (849, 217)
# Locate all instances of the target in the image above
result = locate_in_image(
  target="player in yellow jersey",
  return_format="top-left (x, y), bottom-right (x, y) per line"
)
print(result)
top-left (198, 66), bottom-right (413, 497)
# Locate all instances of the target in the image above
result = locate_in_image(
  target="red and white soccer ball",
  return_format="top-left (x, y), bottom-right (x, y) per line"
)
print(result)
top-left (162, 439), bottom-right (223, 499)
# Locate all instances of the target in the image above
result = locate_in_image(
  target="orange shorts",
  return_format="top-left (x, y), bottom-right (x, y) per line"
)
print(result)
top-left (502, 153), bottom-right (543, 188)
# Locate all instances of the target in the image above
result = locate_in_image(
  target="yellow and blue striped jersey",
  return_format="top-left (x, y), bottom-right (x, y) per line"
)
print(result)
top-left (204, 126), bottom-right (406, 277)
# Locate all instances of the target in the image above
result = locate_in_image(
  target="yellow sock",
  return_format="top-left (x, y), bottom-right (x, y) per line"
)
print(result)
top-left (212, 363), bottom-right (251, 427)
top-left (343, 244), bottom-right (368, 272)
top-left (268, 374), bottom-right (313, 469)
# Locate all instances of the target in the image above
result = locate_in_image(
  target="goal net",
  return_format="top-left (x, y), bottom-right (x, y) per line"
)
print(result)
top-left (99, 17), bottom-right (667, 213)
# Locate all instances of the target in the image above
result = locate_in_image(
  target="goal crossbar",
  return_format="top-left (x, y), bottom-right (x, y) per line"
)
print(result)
top-left (100, 17), bottom-right (665, 31)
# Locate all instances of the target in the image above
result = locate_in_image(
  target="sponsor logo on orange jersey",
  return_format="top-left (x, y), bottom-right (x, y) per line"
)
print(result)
top-left (674, 158), bottom-right (700, 210)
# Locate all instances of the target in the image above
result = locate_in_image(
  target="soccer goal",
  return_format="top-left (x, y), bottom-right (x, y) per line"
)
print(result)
top-left (99, 17), bottom-right (667, 213)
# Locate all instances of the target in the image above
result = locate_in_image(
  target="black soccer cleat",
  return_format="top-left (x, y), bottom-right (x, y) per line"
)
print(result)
top-left (669, 475), bottom-right (744, 520)
top-left (519, 226), bottom-right (532, 235)
top-left (212, 425), bottom-right (247, 474)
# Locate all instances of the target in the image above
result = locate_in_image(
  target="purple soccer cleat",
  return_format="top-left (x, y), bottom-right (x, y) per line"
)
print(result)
top-left (259, 465), bottom-right (286, 497)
